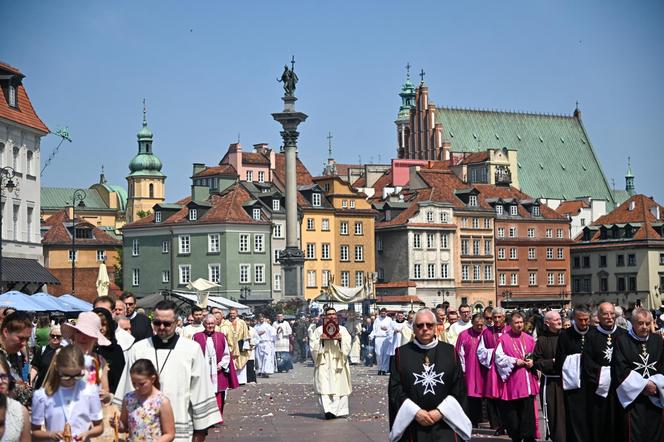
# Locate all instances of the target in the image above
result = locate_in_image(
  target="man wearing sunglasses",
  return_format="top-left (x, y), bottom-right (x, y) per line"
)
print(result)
top-left (29, 325), bottom-right (63, 389)
top-left (388, 308), bottom-right (471, 442)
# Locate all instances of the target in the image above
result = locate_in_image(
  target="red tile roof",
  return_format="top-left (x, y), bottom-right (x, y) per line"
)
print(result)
top-left (193, 164), bottom-right (237, 178)
top-left (473, 184), bottom-right (565, 220)
top-left (42, 212), bottom-right (121, 246)
top-left (367, 169), bottom-right (394, 202)
top-left (456, 151), bottom-right (490, 165)
top-left (375, 281), bottom-right (417, 288)
top-left (271, 153), bottom-right (316, 208)
top-left (556, 200), bottom-right (590, 217)
top-left (594, 194), bottom-right (663, 226)
top-left (352, 175), bottom-right (366, 187)
top-left (42, 210), bottom-right (70, 226)
top-left (334, 163), bottom-right (362, 178)
top-left (0, 62), bottom-right (49, 133)
top-left (242, 152), bottom-right (271, 166)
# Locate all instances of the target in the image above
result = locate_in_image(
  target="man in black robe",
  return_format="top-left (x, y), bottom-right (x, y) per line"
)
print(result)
top-left (533, 310), bottom-right (564, 442)
top-left (582, 302), bottom-right (626, 442)
top-left (388, 308), bottom-right (471, 442)
top-left (554, 305), bottom-right (591, 442)
top-left (613, 308), bottom-right (664, 442)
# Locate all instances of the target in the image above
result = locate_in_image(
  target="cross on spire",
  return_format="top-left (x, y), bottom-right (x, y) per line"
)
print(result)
top-left (142, 98), bottom-right (147, 126)
top-left (327, 132), bottom-right (333, 158)
top-left (291, 55), bottom-right (295, 71)
top-left (405, 62), bottom-right (411, 80)
top-left (419, 69), bottom-right (426, 84)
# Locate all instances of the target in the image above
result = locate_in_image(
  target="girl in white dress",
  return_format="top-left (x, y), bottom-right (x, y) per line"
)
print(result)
top-left (0, 352), bottom-right (30, 442)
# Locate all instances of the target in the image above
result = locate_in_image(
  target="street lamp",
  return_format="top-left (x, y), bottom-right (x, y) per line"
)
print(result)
top-left (70, 189), bottom-right (86, 295)
top-left (502, 289), bottom-right (513, 308)
top-left (0, 167), bottom-right (17, 293)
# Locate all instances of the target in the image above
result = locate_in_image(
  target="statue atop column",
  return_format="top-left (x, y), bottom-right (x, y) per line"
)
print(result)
top-left (278, 56), bottom-right (298, 98)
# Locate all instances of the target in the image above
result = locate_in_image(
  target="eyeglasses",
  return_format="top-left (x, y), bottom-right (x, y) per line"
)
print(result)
top-left (152, 320), bottom-right (174, 328)
top-left (415, 322), bottom-right (435, 330)
top-left (484, 317), bottom-right (492, 321)
top-left (50, 334), bottom-right (62, 339)
top-left (59, 373), bottom-right (84, 381)
top-left (0, 374), bottom-right (9, 382)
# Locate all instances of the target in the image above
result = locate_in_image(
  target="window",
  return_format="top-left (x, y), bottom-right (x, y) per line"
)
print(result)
top-left (546, 248), bottom-right (554, 260)
top-left (583, 256), bottom-right (590, 268)
top-left (252, 208), bottom-right (261, 220)
top-left (509, 227), bottom-right (517, 237)
top-left (178, 235), bottom-right (190, 254)
top-left (573, 256), bottom-right (580, 268)
top-left (426, 211), bottom-right (434, 222)
top-left (208, 234), bottom-right (220, 253)
top-left (307, 270), bottom-right (317, 288)
top-left (461, 265), bottom-right (469, 281)
top-left (557, 248), bottom-right (564, 259)
top-left (355, 271), bottom-right (364, 287)
top-left (312, 193), bottom-right (321, 206)
top-left (306, 243), bottom-right (316, 259)
top-left (239, 234), bottom-right (250, 252)
top-left (414, 233), bottom-right (422, 249)
top-left (469, 195), bottom-right (478, 207)
top-left (94, 249), bottom-right (105, 262)
top-left (547, 273), bottom-right (554, 286)
top-left (273, 274), bottom-right (281, 291)
top-left (273, 249), bottom-right (281, 263)
top-left (354, 222), bottom-right (363, 235)
top-left (272, 199), bottom-right (280, 211)
top-left (414, 264), bottom-right (422, 279)
top-left (580, 218), bottom-right (586, 226)
top-left (660, 253), bottom-right (664, 265)
top-left (340, 245), bottom-right (349, 261)
top-left (528, 248), bottom-right (536, 260)
top-left (273, 223), bottom-right (283, 238)
top-left (354, 245), bottom-right (364, 261)
top-left (246, 171), bottom-right (253, 182)
top-left (510, 248), bottom-right (517, 259)
top-left (461, 218), bottom-right (468, 227)
top-left (472, 218), bottom-right (479, 229)
top-left (322, 219), bottom-right (330, 231)
top-left (484, 265), bottom-right (493, 280)
top-left (427, 233), bottom-right (436, 249)
top-left (12, 148), bottom-right (19, 172)
top-left (155, 211), bottom-right (162, 223)
top-left (484, 218), bottom-right (491, 229)
top-left (254, 234), bottom-right (265, 252)
top-left (628, 254), bottom-right (636, 266)
top-left (556, 228), bottom-right (564, 238)
top-left (497, 227), bottom-right (505, 238)
top-left (617, 276), bottom-right (626, 292)
top-left (498, 248), bottom-right (506, 260)
top-left (474, 265), bottom-right (481, 280)
top-left (258, 171), bottom-right (265, 183)
top-left (132, 239), bottom-right (140, 256)
top-left (496, 205), bottom-right (504, 216)
top-left (440, 212), bottom-right (449, 223)
top-left (306, 218), bottom-right (315, 230)
top-left (441, 263), bottom-right (449, 279)
top-left (527, 228), bottom-right (535, 238)
top-left (427, 264), bottom-right (436, 279)
top-left (511, 273), bottom-right (518, 286)
top-left (545, 229), bottom-right (553, 238)
top-left (7, 85), bottom-right (16, 107)
top-left (132, 269), bottom-right (140, 286)
top-left (350, 200), bottom-right (355, 209)
top-left (239, 264), bottom-right (250, 283)
top-left (499, 273), bottom-right (507, 286)
top-left (341, 200), bottom-right (347, 208)
top-left (254, 265), bottom-right (265, 283)
top-left (558, 273), bottom-right (565, 285)
top-left (162, 270), bottom-right (170, 283)
top-left (510, 205), bottom-right (518, 216)
top-left (209, 264), bottom-right (221, 283)
top-left (616, 255), bottom-right (625, 267)
top-left (162, 240), bottom-right (169, 254)
top-left (377, 238), bottom-right (383, 252)
top-left (473, 240), bottom-right (480, 255)
top-left (188, 209), bottom-right (197, 221)
top-left (628, 276), bottom-right (636, 291)
top-left (461, 239), bottom-right (469, 255)
top-left (322, 270), bottom-right (331, 287)
top-left (179, 265), bottom-right (191, 285)
top-left (533, 206), bottom-right (540, 216)
top-left (600, 277), bottom-right (608, 292)
top-left (340, 271), bottom-right (350, 287)
top-left (485, 239), bottom-right (492, 255)
top-left (68, 250), bottom-right (78, 262)
top-left (340, 221), bottom-right (348, 235)
top-left (316, 243), bottom-right (328, 260)
top-left (441, 233), bottom-right (449, 249)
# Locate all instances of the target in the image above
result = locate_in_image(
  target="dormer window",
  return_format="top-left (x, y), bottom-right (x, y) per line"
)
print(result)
top-left (258, 171), bottom-right (265, 183)
top-left (253, 208), bottom-right (261, 220)
top-left (189, 209), bottom-right (198, 221)
top-left (341, 200), bottom-right (347, 208)
top-left (349, 200), bottom-right (355, 209)
top-left (272, 199), bottom-right (280, 211)
top-left (426, 211), bottom-right (434, 222)
top-left (155, 211), bottom-right (162, 223)
top-left (496, 205), bottom-right (504, 215)
top-left (246, 170), bottom-right (253, 182)
top-left (469, 195), bottom-right (478, 207)
top-left (312, 193), bottom-right (321, 207)
top-left (510, 205), bottom-right (518, 216)
top-left (7, 85), bottom-right (16, 108)
top-left (532, 206), bottom-right (540, 216)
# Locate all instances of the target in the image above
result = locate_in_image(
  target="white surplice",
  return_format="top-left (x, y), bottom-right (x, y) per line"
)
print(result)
top-left (254, 322), bottom-right (276, 374)
top-left (310, 325), bottom-right (352, 416)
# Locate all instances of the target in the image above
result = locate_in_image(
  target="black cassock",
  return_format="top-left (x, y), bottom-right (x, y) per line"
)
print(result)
top-left (388, 340), bottom-right (469, 442)
top-left (613, 332), bottom-right (664, 442)
top-left (554, 326), bottom-right (589, 442)
top-left (582, 326), bottom-right (626, 442)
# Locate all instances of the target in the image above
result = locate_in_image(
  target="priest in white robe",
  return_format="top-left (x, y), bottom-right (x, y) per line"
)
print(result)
top-left (388, 311), bottom-right (412, 357)
top-left (310, 306), bottom-right (352, 419)
top-left (113, 300), bottom-right (220, 442)
top-left (254, 315), bottom-right (276, 378)
top-left (371, 308), bottom-right (393, 375)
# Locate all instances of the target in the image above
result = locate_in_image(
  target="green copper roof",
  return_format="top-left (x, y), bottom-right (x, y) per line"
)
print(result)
top-left (435, 108), bottom-right (615, 205)
top-left (128, 103), bottom-right (163, 177)
top-left (42, 187), bottom-right (114, 211)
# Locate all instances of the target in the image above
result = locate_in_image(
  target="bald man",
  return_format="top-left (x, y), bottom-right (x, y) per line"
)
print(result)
top-left (533, 310), bottom-right (564, 442)
top-left (582, 302), bottom-right (626, 442)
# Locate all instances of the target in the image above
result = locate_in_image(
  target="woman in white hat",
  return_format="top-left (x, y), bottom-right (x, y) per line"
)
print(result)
top-left (62, 312), bottom-right (112, 405)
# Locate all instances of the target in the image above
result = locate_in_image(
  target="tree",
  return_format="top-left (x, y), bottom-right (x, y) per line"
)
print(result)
top-left (113, 247), bottom-right (123, 290)
top-left (136, 210), bottom-right (152, 218)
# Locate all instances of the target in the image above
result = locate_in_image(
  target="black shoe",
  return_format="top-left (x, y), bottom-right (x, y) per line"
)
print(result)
top-left (324, 412), bottom-right (336, 420)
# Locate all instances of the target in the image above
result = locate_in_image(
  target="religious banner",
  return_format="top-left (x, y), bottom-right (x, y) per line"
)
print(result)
top-left (322, 316), bottom-right (340, 340)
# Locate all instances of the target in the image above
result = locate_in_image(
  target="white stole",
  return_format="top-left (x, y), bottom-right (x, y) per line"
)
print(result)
top-left (205, 336), bottom-right (218, 390)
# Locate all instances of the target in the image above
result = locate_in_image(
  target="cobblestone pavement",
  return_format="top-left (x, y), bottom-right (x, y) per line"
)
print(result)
top-left (208, 361), bottom-right (527, 441)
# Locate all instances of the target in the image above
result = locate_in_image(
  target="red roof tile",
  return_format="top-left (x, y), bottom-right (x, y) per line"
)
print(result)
top-left (0, 62), bottom-right (48, 133)
top-left (42, 210), bottom-right (70, 226)
top-left (352, 175), bottom-right (367, 187)
top-left (193, 164), bottom-right (237, 178)
top-left (473, 184), bottom-right (565, 220)
top-left (556, 200), bottom-right (590, 217)
top-left (242, 152), bottom-right (271, 166)
top-left (593, 194), bottom-right (663, 226)
top-left (456, 151), bottom-right (490, 165)
top-left (42, 213), bottom-right (121, 246)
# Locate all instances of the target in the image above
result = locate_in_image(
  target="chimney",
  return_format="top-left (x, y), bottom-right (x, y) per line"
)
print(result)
top-left (192, 163), bottom-right (205, 177)
top-left (442, 141), bottom-right (452, 161)
top-left (253, 143), bottom-right (270, 155)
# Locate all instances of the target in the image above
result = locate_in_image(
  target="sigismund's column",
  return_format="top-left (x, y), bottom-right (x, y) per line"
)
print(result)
top-left (272, 57), bottom-right (307, 298)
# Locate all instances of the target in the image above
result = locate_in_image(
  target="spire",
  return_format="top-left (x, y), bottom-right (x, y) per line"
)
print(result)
top-left (327, 132), bottom-right (333, 159)
top-left (625, 156), bottom-right (635, 196)
top-left (143, 98), bottom-right (147, 126)
top-left (99, 164), bottom-right (107, 184)
top-left (396, 63), bottom-right (416, 122)
top-left (419, 69), bottom-right (426, 85)
top-left (137, 99), bottom-right (153, 142)
top-left (129, 100), bottom-right (163, 177)
top-left (322, 132), bottom-right (336, 176)
top-left (573, 100), bottom-right (581, 119)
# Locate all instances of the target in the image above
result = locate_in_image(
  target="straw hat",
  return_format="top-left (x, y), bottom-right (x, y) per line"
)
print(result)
top-left (62, 311), bottom-right (111, 346)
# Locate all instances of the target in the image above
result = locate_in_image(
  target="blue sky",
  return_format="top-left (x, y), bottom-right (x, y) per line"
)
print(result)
top-left (3, 0), bottom-right (663, 203)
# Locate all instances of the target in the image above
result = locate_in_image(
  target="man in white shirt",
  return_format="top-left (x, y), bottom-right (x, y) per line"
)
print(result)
top-left (254, 315), bottom-right (276, 378)
top-left (274, 313), bottom-right (293, 373)
top-left (370, 308), bottom-right (393, 375)
top-left (182, 306), bottom-right (205, 340)
top-left (447, 304), bottom-right (473, 346)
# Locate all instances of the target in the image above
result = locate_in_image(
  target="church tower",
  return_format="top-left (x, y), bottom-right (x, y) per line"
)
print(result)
top-left (126, 101), bottom-right (165, 223)
top-left (395, 64), bottom-right (416, 159)
top-left (625, 156), bottom-right (635, 197)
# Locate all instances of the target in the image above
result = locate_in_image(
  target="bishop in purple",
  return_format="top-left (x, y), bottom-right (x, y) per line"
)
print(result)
top-left (455, 312), bottom-right (486, 427)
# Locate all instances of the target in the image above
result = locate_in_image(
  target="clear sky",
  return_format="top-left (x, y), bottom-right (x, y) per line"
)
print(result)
top-left (3, 0), bottom-right (663, 203)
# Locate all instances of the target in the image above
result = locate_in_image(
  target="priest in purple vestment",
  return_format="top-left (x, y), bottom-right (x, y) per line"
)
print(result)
top-left (193, 315), bottom-right (239, 424)
top-left (494, 311), bottom-right (539, 442)
top-left (455, 313), bottom-right (486, 427)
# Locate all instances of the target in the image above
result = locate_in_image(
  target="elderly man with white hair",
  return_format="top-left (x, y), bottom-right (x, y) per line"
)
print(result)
top-left (388, 308), bottom-right (471, 442)
top-left (613, 307), bottom-right (664, 441)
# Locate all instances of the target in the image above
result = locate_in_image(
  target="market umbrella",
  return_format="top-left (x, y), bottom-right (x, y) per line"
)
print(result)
top-left (31, 292), bottom-right (77, 312)
top-left (57, 294), bottom-right (93, 312)
top-left (0, 291), bottom-right (51, 311)
top-left (96, 263), bottom-right (110, 297)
